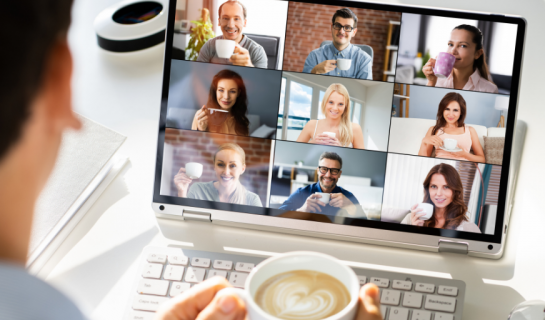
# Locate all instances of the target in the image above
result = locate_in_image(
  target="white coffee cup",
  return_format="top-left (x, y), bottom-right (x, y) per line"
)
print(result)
top-left (323, 131), bottom-right (336, 138)
top-left (416, 203), bottom-right (434, 220)
top-left (217, 251), bottom-right (360, 320)
top-left (185, 162), bottom-right (203, 179)
top-left (216, 39), bottom-right (236, 59)
top-left (336, 59), bottom-right (352, 71)
top-left (315, 192), bottom-right (330, 205)
top-left (443, 138), bottom-right (457, 150)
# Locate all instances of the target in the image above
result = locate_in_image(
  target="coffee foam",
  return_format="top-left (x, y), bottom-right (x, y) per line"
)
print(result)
top-left (254, 270), bottom-right (350, 320)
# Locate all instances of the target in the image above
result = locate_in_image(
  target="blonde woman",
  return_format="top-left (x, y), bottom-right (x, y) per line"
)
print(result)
top-left (296, 83), bottom-right (364, 149)
top-left (174, 143), bottom-right (262, 206)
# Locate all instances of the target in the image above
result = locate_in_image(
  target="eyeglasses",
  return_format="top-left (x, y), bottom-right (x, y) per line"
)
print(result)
top-left (318, 166), bottom-right (341, 175)
top-left (332, 22), bottom-right (355, 32)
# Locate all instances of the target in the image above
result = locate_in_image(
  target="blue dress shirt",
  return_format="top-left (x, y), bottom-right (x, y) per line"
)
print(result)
top-left (302, 43), bottom-right (373, 80)
top-left (278, 182), bottom-right (361, 217)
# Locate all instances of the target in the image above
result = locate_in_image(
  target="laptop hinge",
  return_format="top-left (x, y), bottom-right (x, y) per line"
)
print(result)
top-left (182, 210), bottom-right (212, 222)
top-left (438, 240), bottom-right (469, 254)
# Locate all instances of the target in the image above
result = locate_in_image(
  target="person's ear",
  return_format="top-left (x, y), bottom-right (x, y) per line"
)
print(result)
top-left (243, 18), bottom-right (247, 28)
top-left (241, 164), bottom-right (246, 174)
top-left (474, 48), bottom-right (483, 60)
top-left (352, 28), bottom-right (358, 37)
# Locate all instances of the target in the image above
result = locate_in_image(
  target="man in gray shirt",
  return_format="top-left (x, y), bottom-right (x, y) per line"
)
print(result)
top-left (197, 0), bottom-right (268, 69)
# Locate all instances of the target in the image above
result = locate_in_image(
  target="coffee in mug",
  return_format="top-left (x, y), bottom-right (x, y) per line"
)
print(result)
top-left (185, 162), bottom-right (203, 179)
top-left (416, 203), bottom-right (433, 220)
top-left (314, 192), bottom-right (330, 205)
top-left (336, 59), bottom-right (351, 71)
top-left (433, 52), bottom-right (456, 78)
top-left (443, 138), bottom-right (457, 150)
top-left (216, 39), bottom-right (236, 59)
top-left (255, 270), bottom-right (350, 320)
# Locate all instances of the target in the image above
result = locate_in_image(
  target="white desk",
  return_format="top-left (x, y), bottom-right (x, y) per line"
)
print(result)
top-left (46, 0), bottom-right (545, 319)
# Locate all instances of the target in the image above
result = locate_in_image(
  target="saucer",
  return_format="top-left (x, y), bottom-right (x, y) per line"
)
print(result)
top-left (439, 146), bottom-right (462, 152)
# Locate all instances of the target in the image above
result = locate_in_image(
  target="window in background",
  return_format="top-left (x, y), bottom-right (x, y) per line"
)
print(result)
top-left (318, 91), bottom-right (326, 120)
top-left (353, 102), bottom-right (362, 124)
top-left (286, 81), bottom-right (313, 140)
top-left (277, 78), bottom-right (286, 139)
top-left (488, 22), bottom-right (517, 76)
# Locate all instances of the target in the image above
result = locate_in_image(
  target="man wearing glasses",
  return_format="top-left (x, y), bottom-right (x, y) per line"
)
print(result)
top-left (278, 152), bottom-right (362, 217)
top-left (302, 8), bottom-right (373, 79)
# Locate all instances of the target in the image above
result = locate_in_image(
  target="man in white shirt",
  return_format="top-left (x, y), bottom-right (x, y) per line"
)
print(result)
top-left (0, 1), bottom-right (381, 319)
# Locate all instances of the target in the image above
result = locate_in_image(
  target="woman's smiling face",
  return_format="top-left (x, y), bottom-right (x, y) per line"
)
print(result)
top-left (429, 173), bottom-right (453, 209)
top-left (443, 101), bottom-right (461, 125)
top-left (214, 149), bottom-right (245, 188)
top-left (324, 91), bottom-right (346, 120)
top-left (216, 79), bottom-right (239, 110)
top-left (447, 29), bottom-right (482, 70)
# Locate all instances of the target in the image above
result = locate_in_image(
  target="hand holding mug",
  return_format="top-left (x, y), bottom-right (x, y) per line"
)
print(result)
top-left (422, 58), bottom-right (438, 86)
top-left (330, 193), bottom-right (353, 208)
top-left (316, 133), bottom-right (341, 146)
top-left (230, 44), bottom-right (254, 67)
top-left (409, 204), bottom-right (426, 226)
top-left (174, 168), bottom-right (193, 197)
top-left (298, 194), bottom-right (326, 213)
top-left (422, 135), bottom-right (443, 148)
top-left (194, 105), bottom-right (209, 131)
top-left (312, 59), bottom-right (337, 74)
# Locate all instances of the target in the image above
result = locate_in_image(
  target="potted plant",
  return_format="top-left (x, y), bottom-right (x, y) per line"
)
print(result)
top-left (185, 8), bottom-right (215, 61)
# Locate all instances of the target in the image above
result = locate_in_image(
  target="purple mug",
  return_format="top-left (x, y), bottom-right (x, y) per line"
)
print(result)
top-left (433, 52), bottom-right (456, 78)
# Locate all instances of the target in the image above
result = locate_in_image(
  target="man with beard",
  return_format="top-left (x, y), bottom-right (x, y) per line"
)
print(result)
top-left (302, 8), bottom-right (373, 79)
top-left (197, 0), bottom-right (268, 68)
top-left (279, 152), bottom-right (362, 217)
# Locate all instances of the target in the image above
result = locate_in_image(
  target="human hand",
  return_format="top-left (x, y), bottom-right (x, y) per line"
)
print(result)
top-left (298, 194), bottom-right (327, 213)
top-left (422, 58), bottom-right (438, 86)
top-left (329, 193), bottom-right (353, 208)
top-left (315, 133), bottom-right (342, 146)
top-left (174, 167), bottom-right (193, 197)
top-left (194, 105), bottom-right (209, 131)
top-left (355, 284), bottom-right (383, 320)
top-left (422, 135), bottom-right (443, 148)
top-left (409, 204), bottom-right (426, 226)
top-left (155, 277), bottom-right (246, 320)
top-left (230, 45), bottom-right (254, 67)
top-left (312, 60), bottom-right (337, 74)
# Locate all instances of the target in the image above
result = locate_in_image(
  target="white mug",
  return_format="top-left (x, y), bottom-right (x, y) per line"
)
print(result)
top-left (217, 251), bottom-right (360, 320)
top-left (323, 131), bottom-right (336, 138)
top-left (336, 59), bottom-right (352, 71)
top-left (416, 203), bottom-right (434, 220)
top-left (185, 162), bottom-right (203, 179)
top-left (216, 39), bottom-right (236, 59)
top-left (443, 138), bottom-right (457, 150)
top-left (315, 192), bottom-right (331, 205)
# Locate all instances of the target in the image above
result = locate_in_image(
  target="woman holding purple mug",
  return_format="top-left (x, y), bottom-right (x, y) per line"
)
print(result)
top-left (422, 24), bottom-right (498, 93)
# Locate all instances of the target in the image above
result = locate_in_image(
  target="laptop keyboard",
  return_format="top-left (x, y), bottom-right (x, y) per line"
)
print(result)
top-left (126, 247), bottom-right (465, 320)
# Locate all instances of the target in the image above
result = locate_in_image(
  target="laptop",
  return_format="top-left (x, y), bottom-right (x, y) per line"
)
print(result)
top-left (126, 0), bottom-right (526, 318)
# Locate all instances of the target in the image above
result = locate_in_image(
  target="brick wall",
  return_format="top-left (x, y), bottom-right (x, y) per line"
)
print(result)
top-left (165, 129), bottom-right (272, 205)
top-left (283, 2), bottom-right (401, 80)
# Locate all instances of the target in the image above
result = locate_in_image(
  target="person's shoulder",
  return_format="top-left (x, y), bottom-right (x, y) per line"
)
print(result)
top-left (458, 219), bottom-right (481, 233)
top-left (352, 46), bottom-right (372, 60)
top-left (305, 119), bottom-right (318, 127)
top-left (188, 181), bottom-right (213, 194)
top-left (351, 122), bottom-right (362, 131)
top-left (246, 191), bottom-right (263, 206)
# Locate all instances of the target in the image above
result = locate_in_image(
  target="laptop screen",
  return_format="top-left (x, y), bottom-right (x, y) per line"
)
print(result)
top-left (154, 0), bottom-right (525, 245)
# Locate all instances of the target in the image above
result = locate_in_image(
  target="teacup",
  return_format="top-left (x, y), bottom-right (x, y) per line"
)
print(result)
top-left (416, 203), bottom-right (434, 220)
top-left (216, 39), bottom-right (236, 59)
top-left (315, 192), bottom-right (330, 205)
top-left (433, 52), bottom-right (456, 78)
top-left (443, 138), bottom-right (457, 150)
top-left (185, 162), bottom-right (203, 179)
top-left (336, 59), bottom-right (352, 71)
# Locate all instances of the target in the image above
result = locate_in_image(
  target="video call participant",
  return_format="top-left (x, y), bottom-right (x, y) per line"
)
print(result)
top-left (418, 92), bottom-right (485, 163)
top-left (174, 143), bottom-right (262, 206)
top-left (192, 70), bottom-right (250, 136)
top-left (302, 8), bottom-right (373, 80)
top-left (197, 0), bottom-right (268, 69)
top-left (279, 152), bottom-right (363, 217)
top-left (401, 164), bottom-right (481, 233)
top-left (297, 83), bottom-right (364, 148)
top-left (422, 24), bottom-right (498, 93)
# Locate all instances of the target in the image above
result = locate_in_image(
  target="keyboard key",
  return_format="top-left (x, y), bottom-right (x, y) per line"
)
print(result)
top-left (147, 253), bottom-right (167, 264)
top-left (438, 285), bottom-right (458, 296)
top-left (424, 295), bottom-right (456, 313)
top-left (392, 280), bottom-right (412, 291)
top-left (128, 310), bottom-right (156, 320)
top-left (137, 279), bottom-right (169, 296)
top-left (229, 272), bottom-right (249, 288)
top-left (371, 277), bottom-right (390, 288)
top-left (435, 312), bottom-right (455, 320)
top-left (213, 260), bottom-right (233, 270)
top-left (415, 283), bottom-right (435, 293)
top-left (402, 292), bottom-right (423, 308)
top-left (169, 282), bottom-right (191, 297)
top-left (142, 263), bottom-right (163, 279)
top-left (132, 295), bottom-right (168, 312)
top-left (235, 262), bottom-right (255, 272)
top-left (411, 310), bottom-right (431, 320)
top-left (164, 265), bottom-right (184, 281)
top-left (380, 305), bottom-right (388, 318)
top-left (357, 275), bottom-right (367, 286)
top-left (381, 289), bottom-right (401, 306)
top-left (191, 257), bottom-right (211, 268)
top-left (185, 267), bottom-right (206, 283)
top-left (207, 270), bottom-right (228, 279)
top-left (388, 307), bottom-right (409, 320)
top-left (168, 255), bottom-right (189, 266)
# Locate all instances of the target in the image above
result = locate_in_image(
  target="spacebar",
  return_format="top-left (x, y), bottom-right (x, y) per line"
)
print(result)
top-left (133, 294), bottom-right (169, 312)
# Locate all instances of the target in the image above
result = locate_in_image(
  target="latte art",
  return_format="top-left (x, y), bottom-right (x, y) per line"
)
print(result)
top-left (254, 270), bottom-right (351, 320)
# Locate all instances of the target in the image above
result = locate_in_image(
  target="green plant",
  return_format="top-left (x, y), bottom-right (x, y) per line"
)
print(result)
top-left (416, 50), bottom-right (431, 78)
top-left (186, 8), bottom-right (215, 61)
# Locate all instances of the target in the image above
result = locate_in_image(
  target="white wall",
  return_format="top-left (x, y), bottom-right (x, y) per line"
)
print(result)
top-left (363, 83), bottom-right (394, 152)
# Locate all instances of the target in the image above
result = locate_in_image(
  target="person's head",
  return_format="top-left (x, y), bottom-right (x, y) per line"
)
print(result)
top-left (0, 0), bottom-right (80, 263)
top-left (320, 84), bottom-right (353, 147)
top-left (208, 69), bottom-right (249, 135)
top-left (218, 0), bottom-right (247, 42)
top-left (432, 92), bottom-right (467, 135)
top-left (422, 163), bottom-right (468, 229)
top-left (331, 8), bottom-right (358, 50)
top-left (213, 143), bottom-right (248, 203)
top-left (448, 24), bottom-right (492, 82)
top-left (317, 152), bottom-right (343, 191)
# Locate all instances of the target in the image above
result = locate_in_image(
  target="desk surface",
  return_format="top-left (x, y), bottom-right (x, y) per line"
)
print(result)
top-left (46, 0), bottom-right (545, 319)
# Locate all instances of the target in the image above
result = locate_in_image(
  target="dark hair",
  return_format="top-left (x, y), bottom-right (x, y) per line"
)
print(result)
top-left (431, 92), bottom-right (467, 135)
top-left (218, 0), bottom-right (247, 19)
top-left (207, 70), bottom-right (249, 136)
top-left (453, 24), bottom-right (493, 84)
top-left (331, 8), bottom-right (358, 26)
top-left (0, 0), bottom-right (73, 161)
top-left (422, 164), bottom-right (468, 230)
top-left (319, 152), bottom-right (343, 169)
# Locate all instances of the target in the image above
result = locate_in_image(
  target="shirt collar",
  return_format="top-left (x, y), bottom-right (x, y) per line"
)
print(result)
top-left (327, 43), bottom-right (353, 58)
top-left (313, 182), bottom-right (340, 193)
top-left (469, 69), bottom-right (483, 86)
top-left (220, 34), bottom-right (246, 46)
